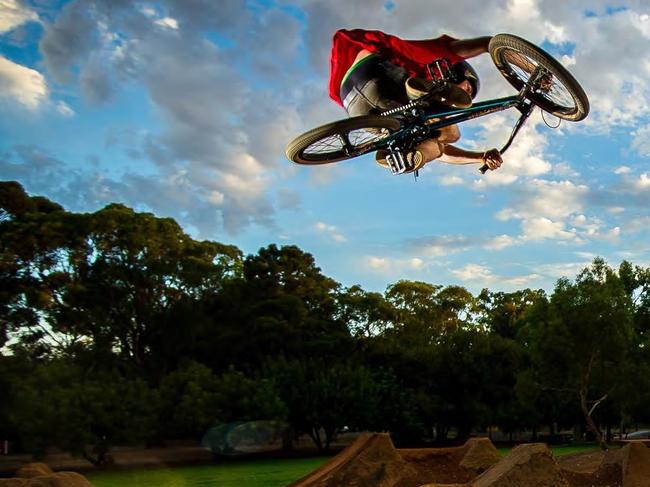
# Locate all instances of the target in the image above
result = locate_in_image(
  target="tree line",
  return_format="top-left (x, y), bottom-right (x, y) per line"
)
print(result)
top-left (2, 181), bottom-right (650, 464)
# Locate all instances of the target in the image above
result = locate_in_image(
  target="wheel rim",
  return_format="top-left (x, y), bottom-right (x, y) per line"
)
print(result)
top-left (501, 49), bottom-right (577, 114)
top-left (302, 126), bottom-right (393, 158)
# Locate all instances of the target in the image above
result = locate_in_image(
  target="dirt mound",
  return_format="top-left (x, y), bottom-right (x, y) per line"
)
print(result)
top-left (399, 438), bottom-right (500, 484)
top-left (473, 443), bottom-right (570, 487)
top-left (15, 464), bottom-right (53, 478)
top-left (559, 443), bottom-right (650, 487)
top-left (287, 433), bottom-right (419, 487)
top-left (2, 465), bottom-right (93, 487)
top-left (622, 442), bottom-right (650, 487)
top-left (459, 438), bottom-right (501, 475)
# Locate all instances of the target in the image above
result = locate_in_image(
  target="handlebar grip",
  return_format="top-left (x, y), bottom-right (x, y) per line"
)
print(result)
top-left (479, 163), bottom-right (489, 174)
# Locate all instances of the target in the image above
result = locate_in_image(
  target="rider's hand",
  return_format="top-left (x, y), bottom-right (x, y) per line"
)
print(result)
top-left (481, 148), bottom-right (502, 170)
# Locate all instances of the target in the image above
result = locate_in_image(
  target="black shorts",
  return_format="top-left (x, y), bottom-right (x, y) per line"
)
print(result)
top-left (340, 55), bottom-right (409, 117)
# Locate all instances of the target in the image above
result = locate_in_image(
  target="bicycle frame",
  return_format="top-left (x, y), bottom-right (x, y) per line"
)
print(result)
top-left (377, 64), bottom-right (546, 175)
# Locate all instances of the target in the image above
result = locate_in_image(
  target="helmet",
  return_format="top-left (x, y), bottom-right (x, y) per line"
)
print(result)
top-left (451, 60), bottom-right (480, 99)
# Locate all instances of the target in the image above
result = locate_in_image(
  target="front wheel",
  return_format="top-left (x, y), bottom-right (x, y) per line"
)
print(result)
top-left (489, 34), bottom-right (589, 121)
top-left (285, 115), bottom-right (402, 165)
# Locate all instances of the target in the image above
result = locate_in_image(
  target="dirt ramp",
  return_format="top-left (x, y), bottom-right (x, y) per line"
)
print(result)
top-left (287, 433), bottom-right (418, 487)
top-left (622, 442), bottom-right (650, 487)
top-left (399, 438), bottom-right (499, 484)
top-left (473, 443), bottom-right (570, 487)
top-left (15, 464), bottom-right (53, 478)
top-left (1, 464), bottom-right (94, 487)
top-left (459, 438), bottom-right (501, 475)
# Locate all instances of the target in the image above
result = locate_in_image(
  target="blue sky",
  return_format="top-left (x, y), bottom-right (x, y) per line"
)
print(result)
top-left (2, 0), bottom-right (650, 294)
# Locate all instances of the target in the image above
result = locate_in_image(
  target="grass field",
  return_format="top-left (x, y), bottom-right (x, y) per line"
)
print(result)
top-left (86, 457), bottom-right (330, 487)
top-left (86, 444), bottom-right (605, 487)
top-left (494, 443), bottom-right (603, 457)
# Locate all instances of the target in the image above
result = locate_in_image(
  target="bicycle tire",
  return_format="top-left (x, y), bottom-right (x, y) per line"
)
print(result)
top-left (286, 115), bottom-right (402, 165)
top-left (489, 34), bottom-right (589, 121)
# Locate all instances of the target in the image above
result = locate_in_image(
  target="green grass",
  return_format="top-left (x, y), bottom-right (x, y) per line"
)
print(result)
top-left (551, 444), bottom-right (604, 457)
top-left (86, 457), bottom-right (330, 487)
top-left (496, 444), bottom-right (603, 457)
top-left (86, 444), bottom-right (607, 487)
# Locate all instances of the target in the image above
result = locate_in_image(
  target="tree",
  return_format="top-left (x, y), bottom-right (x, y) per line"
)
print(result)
top-left (477, 288), bottom-right (546, 339)
top-left (523, 259), bottom-right (634, 449)
top-left (1, 183), bottom-right (243, 377)
top-left (268, 359), bottom-right (377, 452)
top-left (8, 359), bottom-right (153, 465)
top-left (155, 361), bottom-right (286, 441)
top-left (202, 245), bottom-right (353, 370)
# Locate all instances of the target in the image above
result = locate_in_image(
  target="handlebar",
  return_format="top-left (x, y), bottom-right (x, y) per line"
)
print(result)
top-left (479, 102), bottom-right (535, 174)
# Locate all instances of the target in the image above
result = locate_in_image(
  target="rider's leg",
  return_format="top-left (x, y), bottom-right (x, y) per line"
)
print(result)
top-left (405, 79), bottom-right (472, 108)
top-left (438, 124), bottom-right (460, 144)
top-left (413, 138), bottom-right (444, 165)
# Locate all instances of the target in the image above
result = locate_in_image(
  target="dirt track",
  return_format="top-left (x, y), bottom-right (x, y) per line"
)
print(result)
top-left (288, 433), bottom-right (650, 487)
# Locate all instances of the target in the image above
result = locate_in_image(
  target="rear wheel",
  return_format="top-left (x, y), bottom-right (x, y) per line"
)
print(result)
top-left (286, 115), bottom-right (402, 165)
top-left (489, 34), bottom-right (589, 121)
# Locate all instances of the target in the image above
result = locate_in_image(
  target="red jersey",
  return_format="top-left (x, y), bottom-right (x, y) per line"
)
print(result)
top-left (328, 29), bottom-right (466, 106)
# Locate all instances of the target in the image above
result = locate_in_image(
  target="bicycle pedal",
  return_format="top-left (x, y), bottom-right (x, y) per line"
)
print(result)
top-left (386, 152), bottom-right (413, 175)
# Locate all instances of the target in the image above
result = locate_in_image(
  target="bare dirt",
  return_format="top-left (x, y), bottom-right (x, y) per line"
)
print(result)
top-left (288, 433), bottom-right (650, 487)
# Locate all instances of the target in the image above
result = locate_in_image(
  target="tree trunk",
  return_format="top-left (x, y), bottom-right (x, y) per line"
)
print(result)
top-left (282, 425), bottom-right (294, 451)
top-left (324, 427), bottom-right (335, 452)
top-left (579, 387), bottom-right (607, 450)
top-left (309, 427), bottom-right (323, 452)
top-left (579, 354), bottom-right (608, 451)
top-left (457, 423), bottom-right (472, 443)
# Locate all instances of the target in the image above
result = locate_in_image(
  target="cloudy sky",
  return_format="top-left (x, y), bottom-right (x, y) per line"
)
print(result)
top-left (2, 0), bottom-right (650, 294)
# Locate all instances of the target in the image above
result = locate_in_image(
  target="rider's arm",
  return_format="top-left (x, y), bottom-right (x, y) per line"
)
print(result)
top-left (438, 145), bottom-right (502, 170)
top-left (448, 36), bottom-right (492, 58)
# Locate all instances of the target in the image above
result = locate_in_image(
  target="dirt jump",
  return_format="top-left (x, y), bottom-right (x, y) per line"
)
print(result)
top-left (288, 433), bottom-right (650, 487)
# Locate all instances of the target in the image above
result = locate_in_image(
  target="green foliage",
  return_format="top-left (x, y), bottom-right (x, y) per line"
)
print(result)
top-left (5, 184), bottom-right (650, 454)
top-left (155, 361), bottom-right (286, 440)
top-left (7, 359), bottom-right (154, 464)
top-left (267, 358), bottom-right (377, 451)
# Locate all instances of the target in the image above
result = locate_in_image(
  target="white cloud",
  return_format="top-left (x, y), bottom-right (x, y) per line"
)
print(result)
top-left (413, 235), bottom-right (472, 257)
top-left (623, 215), bottom-right (650, 234)
top-left (483, 234), bottom-right (517, 251)
top-left (470, 115), bottom-right (552, 188)
top-left (0, 56), bottom-right (48, 109)
top-left (0, 0), bottom-right (38, 34)
top-left (553, 162), bottom-right (579, 178)
top-left (615, 166), bottom-right (631, 174)
top-left (450, 263), bottom-right (540, 288)
top-left (56, 100), bottom-right (74, 117)
top-left (314, 222), bottom-right (346, 243)
top-left (439, 175), bottom-right (464, 186)
top-left (632, 126), bottom-right (650, 156)
top-left (155, 17), bottom-right (179, 30)
top-left (367, 256), bottom-right (388, 270)
top-left (208, 190), bottom-right (225, 206)
top-left (364, 255), bottom-right (429, 275)
top-left (497, 179), bottom-right (588, 221)
top-left (520, 217), bottom-right (578, 242)
top-left (634, 173), bottom-right (650, 190)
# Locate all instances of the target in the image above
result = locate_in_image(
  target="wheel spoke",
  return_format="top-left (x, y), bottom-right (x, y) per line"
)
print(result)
top-left (503, 49), bottom-right (575, 112)
top-left (302, 126), bottom-right (392, 156)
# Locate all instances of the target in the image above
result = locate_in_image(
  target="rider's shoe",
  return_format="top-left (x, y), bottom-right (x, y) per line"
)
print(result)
top-left (405, 77), bottom-right (472, 108)
top-left (375, 149), bottom-right (426, 173)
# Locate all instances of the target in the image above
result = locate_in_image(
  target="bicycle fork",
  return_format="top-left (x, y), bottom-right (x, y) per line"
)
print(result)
top-left (479, 66), bottom-right (546, 174)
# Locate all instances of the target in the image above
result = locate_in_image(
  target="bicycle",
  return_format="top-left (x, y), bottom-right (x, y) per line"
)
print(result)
top-left (285, 34), bottom-right (589, 175)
